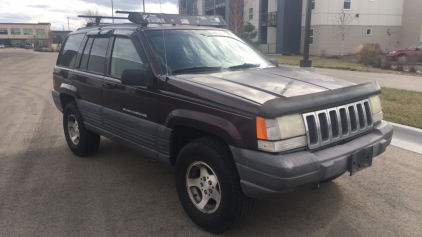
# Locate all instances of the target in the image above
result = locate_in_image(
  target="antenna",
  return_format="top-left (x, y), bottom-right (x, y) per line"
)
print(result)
top-left (159, 0), bottom-right (168, 75)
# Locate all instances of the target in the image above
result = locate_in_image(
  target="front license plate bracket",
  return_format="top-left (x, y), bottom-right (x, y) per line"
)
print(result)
top-left (349, 146), bottom-right (373, 176)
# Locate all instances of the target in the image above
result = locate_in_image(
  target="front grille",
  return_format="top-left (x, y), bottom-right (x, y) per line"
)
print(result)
top-left (302, 99), bottom-right (373, 149)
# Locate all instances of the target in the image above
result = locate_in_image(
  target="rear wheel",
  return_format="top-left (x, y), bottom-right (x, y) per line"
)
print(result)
top-left (63, 102), bottom-right (100, 156)
top-left (175, 137), bottom-right (254, 233)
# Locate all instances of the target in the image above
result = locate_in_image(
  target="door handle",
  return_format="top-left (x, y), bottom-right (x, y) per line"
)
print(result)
top-left (103, 83), bottom-right (115, 89)
top-left (71, 75), bottom-right (81, 80)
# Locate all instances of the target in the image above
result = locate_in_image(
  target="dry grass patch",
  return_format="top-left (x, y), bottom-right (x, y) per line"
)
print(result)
top-left (380, 88), bottom-right (422, 129)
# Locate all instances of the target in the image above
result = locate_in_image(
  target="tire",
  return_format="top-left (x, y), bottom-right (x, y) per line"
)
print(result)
top-left (320, 172), bottom-right (345, 183)
top-left (63, 102), bottom-right (100, 156)
top-left (175, 137), bottom-right (254, 234)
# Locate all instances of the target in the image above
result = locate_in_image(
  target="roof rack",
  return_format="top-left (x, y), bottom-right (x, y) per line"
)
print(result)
top-left (116, 11), bottom-right (227, 27)
top-left (77, 15), bottom-right (128, 27)
top-left (78, 12), bottom-right (227, 28)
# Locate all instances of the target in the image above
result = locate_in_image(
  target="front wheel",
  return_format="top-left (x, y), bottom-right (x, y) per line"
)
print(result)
top-left (175, 137), bottom-right (254, 233)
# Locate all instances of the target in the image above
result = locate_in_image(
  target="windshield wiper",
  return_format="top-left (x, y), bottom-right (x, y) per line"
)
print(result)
top-left (229, 63), bottom-right (261, 70)
top-left (172, 66), bottom-right (222, 74)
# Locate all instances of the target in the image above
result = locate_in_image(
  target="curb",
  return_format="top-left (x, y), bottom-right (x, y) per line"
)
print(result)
top-left (390, 122), bottom-right (422, 154)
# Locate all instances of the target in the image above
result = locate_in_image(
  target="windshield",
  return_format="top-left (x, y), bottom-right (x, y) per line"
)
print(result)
top-left (144, 29), bottom-right (273, 75)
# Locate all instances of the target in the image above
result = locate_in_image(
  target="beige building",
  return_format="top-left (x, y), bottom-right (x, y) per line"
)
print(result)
top-left (301, 0), bottom-right (422, 55)
top-left (0, 23), bottom-right (52, 47)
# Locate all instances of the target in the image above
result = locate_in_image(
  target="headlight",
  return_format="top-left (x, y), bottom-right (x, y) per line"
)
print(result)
top-left (369, 95), bottom-right (383, 123)
top-left (256, 114), bottom-right (307, 152)
top-left (388, 51), bottom-right (397, 54)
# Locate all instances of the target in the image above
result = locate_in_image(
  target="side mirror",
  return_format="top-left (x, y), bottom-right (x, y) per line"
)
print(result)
top-left (415, 48), bottom-right (420, 51)
top-left (121, 68), bottom-right (147, 86)
top-left (269, 59), bottom-right (279, 67)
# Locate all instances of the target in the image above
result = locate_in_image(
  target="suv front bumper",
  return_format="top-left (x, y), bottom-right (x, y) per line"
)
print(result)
top-left (230, 120), bottom-right (393, 198)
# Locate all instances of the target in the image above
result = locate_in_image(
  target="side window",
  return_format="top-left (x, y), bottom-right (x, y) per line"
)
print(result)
top-left (110, 37), bottom-right (144, 79)
top-left (87, 37), bottom-right (109, 74)
top-left (79, 37), bottom-right (94, 70)
top-left (59, 34), bottom-right (85, 68)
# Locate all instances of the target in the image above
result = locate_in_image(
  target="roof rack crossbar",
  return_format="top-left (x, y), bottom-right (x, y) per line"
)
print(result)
top-left (115, 11), bottom-right (227, 27)
top-left (77, 15), bottom-right (128, 26)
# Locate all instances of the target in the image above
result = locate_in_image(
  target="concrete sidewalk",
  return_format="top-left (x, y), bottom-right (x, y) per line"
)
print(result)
top-left (284, 65), bottom-right (422, 92)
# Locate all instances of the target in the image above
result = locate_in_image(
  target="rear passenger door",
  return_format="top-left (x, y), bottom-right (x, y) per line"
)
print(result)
top-left (72, 34), bottom-right (111, 129)
top-left (102, 33), bottom-right (165, 158)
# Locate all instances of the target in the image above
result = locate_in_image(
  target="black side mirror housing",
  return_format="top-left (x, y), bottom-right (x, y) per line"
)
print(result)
top-left (269, 59), bottom-right (279, 67)
top-left (415, 48), bottom-right (420, 51)
top-left (121, 68), bottom-right (147, 86)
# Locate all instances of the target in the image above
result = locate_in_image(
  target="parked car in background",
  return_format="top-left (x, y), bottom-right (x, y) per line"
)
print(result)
top-left (25, 45), bottom-right (31, 49)
top-left (0, 44), bottom-right (5, 48)
top-left (387, 43), bottom-right (422, 61)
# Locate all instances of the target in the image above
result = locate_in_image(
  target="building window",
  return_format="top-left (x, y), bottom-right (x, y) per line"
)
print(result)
top-left (11, 40), bottom-right (21, 46)
top-left (192, 3), bottom-right (198, 15)
top-left (11, 28), bottom-right (21, 35)
top-left (0, 28), bottom-right (7, 35)
top-left (23, 29), bottom-right (33, 35)
top-left (344, 0), bottom-right (351, 10)
top-left (309, 29), bottom-right (314, 45)
top-left (38, 40), bottom-right (47, 46)
top-left (249, 8), bottom-right (253, 20)
top-left (367, 29), bottom-right (372, 35)
top-left (312, 0), bottom-right (315, 10)
top-left (36, 29), bottom-right (46, 35)
top-left (25, 40), bottom-right (32, 44)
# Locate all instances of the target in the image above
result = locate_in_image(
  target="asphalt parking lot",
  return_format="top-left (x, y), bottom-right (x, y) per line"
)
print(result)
top-left (1, 48), bottom-right (421, 237)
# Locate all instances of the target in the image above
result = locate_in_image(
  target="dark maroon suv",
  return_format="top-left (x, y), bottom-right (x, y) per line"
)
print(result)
top-left (52, 12), bottom-right (393, 233)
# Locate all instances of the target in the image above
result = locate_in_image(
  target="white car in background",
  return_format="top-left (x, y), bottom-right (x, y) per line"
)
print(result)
top-left (0, 44), bottom-right (5, 48)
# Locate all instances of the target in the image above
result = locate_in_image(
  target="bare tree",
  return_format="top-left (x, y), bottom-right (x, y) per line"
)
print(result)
top-left (229, 0), bottom-right (255, 35)
top-left (332, 10), bottom-right (353, 57)
top-left (81, 9), bottom-right (101, 27)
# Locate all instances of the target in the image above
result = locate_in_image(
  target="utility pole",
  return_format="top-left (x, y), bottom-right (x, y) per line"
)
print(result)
top-left (62, 25), bottom-right (64, 31)
top-left (111, 0), bottom-right (114, 23)
top-left (213, 0), bottom-right (216, 15)
top-left (300, 0), bottom-right (312, 68)
top-left (67, 17), bottom-right (70, 31)
top-left (143, 0), bottom-right (145, 13)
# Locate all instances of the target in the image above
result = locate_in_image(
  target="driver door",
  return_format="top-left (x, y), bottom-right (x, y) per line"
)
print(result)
top-left (102, 33), bottom-right (160, 158)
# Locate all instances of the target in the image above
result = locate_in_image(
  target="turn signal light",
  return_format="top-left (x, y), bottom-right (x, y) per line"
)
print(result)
top-left (53, 72), bottom-right (56, 90)
top-left (256, 117), bottom-right (268, 140)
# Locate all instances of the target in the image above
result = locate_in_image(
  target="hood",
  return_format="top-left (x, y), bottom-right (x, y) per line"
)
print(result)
top-left (175, 66), bottom-right (355, 104)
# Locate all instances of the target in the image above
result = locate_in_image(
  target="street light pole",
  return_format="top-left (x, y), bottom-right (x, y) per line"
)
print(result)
top-left (68, 17), bottom-right (70, 31)
top-left (111, 0), bottom-right (114, 23)
top-left (143, 0), bottom-right (145, 13)
top-left (62, 25), bottom-right (64, 31)
top-left (300, 0), bottom-right (313, 68)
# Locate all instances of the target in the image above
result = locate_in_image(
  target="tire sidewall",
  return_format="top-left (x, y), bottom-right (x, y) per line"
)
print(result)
top-left (63, 102), bottom-right (87, 153)
top-left (175, 141), bottom-right (239, 232)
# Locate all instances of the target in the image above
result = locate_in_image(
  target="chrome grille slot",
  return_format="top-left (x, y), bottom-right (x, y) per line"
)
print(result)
top-left (348, 104), bottom-right (358, 133)
top-left (302, 99), bottom-right (375, 149)
top-left (305, 114), bottom-right (319, 145)
top-left (363, 100), bottom-right (373, 126)
top-left (328, 109), bottom-right (340, 140)
top-left (356, 103), bottom-right (366, 129)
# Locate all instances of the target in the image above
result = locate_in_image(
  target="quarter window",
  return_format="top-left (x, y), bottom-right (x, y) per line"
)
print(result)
top-left (344, 0), bottom-right (351, 10)
top-left (59, 34), bottom-right (85, 68)
top-left (87, 37), bottom-right (109, 74)
top-left (23, 29), bottom-right (33, 35)
top-left (249, 8), bottom-right (253, 20)
top-left (79, 37), bottom-right (94, 70)
top-left (11, 28), bottom-right (21, 35)
top-left (309, 28), bottom-right (314, 45)
top-left (0, 28), bottom-right (8, 35)
top-left (110, 37), bottom-right (144, 79)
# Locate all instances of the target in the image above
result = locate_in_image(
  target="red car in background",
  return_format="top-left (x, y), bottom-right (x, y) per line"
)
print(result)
top-left (387, 43), bottom-right (422, 61)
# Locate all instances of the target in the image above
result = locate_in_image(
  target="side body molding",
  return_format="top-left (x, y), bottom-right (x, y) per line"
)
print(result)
top-left (165, 109), bottom-right (243, 147)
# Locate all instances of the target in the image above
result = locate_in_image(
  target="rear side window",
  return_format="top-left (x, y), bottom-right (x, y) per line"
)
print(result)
top-left (79, 37), bottom-right (94, 70)
top-left (110, 37), bottom-right (144, 79)
top-left (59, 34), bottom-right (85, 68)
top-left (87, 37), bottom-right (109, 74)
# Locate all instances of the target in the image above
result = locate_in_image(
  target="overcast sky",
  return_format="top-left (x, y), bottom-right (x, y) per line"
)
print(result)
top-left (0, 0), bottom-right (179, 31)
